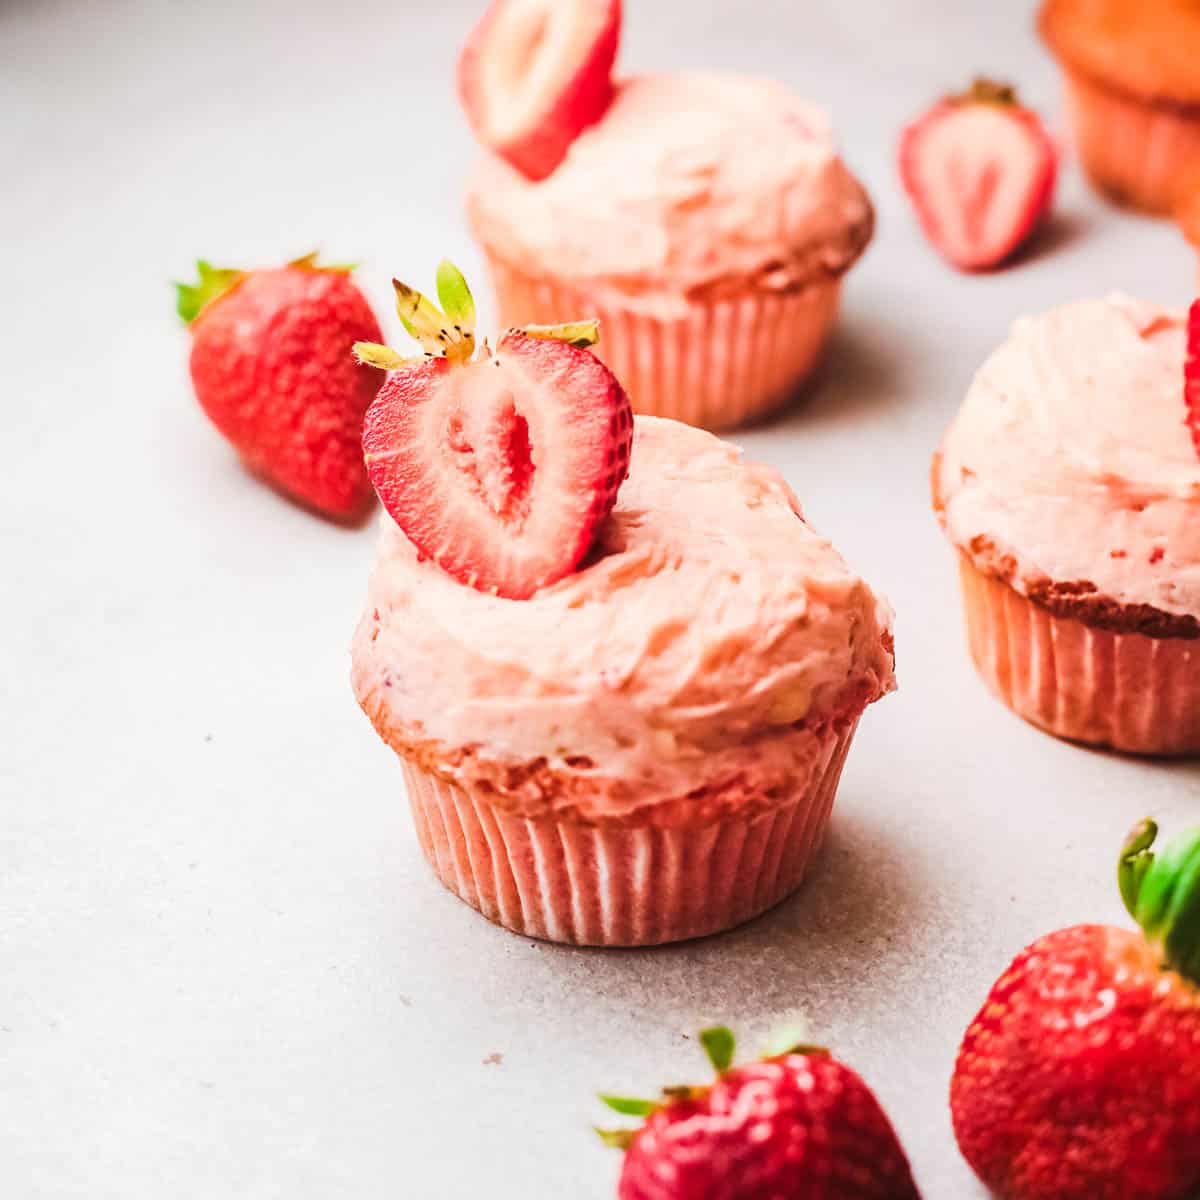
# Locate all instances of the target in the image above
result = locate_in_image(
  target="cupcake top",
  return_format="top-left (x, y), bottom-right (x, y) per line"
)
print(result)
top-left (934, 294), bottom-right (1200, 631)
top-left (353, 416), bottom-right (895, 819)
top-left (465, 72), bottom-right (873, 302)
top-left (1039, 0), bottom-right (1200, 108)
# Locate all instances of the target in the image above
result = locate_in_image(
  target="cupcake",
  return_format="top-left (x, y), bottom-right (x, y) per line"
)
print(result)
top-left (1039, 0), bottom-right (1200, 214)
top-left (933, 294), bottom-right (1200, 756)
top-left (351, 266), bottom-right (895, 945)
top-left (457, 1), bottom-right (873, 431)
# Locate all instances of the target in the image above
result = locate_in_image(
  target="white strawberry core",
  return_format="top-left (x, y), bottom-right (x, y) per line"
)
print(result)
top-left (911, 105), bottom-right (1043, 265)
top-left (478, 0), bottom-right (598, 143)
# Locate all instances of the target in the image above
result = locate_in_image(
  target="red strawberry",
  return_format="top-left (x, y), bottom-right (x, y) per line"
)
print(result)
top-left (1185, 299), bottom-right (1200, 456)
top-left (357, 261), bottom-right (632, 600)
top-left (951, 819), bottom-right (1200, 1200)
top-left (899, 79), bottom-right (1056, 271)
top-left (458, 0), bottom-right (621, 181)
top-left (177, 253), bottom-right (383, 520)
top-left (599, 1026), bottom-right (921, 1200)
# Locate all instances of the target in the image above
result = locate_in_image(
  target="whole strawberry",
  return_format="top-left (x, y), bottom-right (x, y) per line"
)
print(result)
top-left (176, 253), bottom-right (383, 519)
top-left (899, 78), bottom-right (1056, 271)
top-left (951, 820), bottom-right (1200, 1200)
top-left (598, 1027), bottom-right (921, 1199)
top-left (354, 261), bottom-right (632, 600)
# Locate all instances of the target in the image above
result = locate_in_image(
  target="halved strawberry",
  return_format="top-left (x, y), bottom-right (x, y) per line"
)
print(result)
top-left (457, 0), bottom-right (621, 181)
top-left (358, 263), bottom-right (632, 600)
top-left (1186, 300), bottom-right (1200, 456)
top-left (899, 79), bottom-right (1056, 272)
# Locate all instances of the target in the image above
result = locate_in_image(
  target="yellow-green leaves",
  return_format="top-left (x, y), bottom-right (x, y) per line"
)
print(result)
top-left (353, 342), bottom-right (425, 371)
top-left (435, 259), bottom-right (477, 330)
top-left (518, 319), bottom-right (601, 349)
top-left (174, 260), bottom-right (244, 325)
top-left (393, 267), bottom-right (475, 364)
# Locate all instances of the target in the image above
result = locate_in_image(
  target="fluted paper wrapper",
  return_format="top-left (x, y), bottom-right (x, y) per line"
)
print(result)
top-left (959, 556), bottom-right (1200, 756)
top-left (485, 257), bottom-right (841, 432)
top-left (400, 721), bottom-right (858, 946)
top-left (1064, 70), bottom-right (1200, 215)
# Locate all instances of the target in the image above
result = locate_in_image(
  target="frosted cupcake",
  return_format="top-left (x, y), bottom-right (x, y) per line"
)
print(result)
top-left (456, 2), bottom-right (873, 431)
top-left (933, 294), bottom-right (1200, 755)
top-left (350, 266), bottom-right (895, 944)
top-left (1040, 0), bottom-right (1200, 214)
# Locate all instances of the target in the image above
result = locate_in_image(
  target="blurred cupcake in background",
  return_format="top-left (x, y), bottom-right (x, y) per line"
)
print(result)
top-left (456, 0), bottom-right (873, 431)
top-left (1039, 0), bottom-right (1200, 215)
top-left (933, 294), bottom-right (1200, 756)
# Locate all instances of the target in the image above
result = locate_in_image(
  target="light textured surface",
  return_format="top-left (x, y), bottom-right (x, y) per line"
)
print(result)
top-left (3, 1), bottom-right (1200, 1197)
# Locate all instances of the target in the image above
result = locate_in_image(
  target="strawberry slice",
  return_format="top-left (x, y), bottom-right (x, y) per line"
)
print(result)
top-left (899, 79), bottom-right (1056, 272)
top-left (457, 0), bottom-right (621, 181)
top-left (358, 264), bottom-right (633, 600)
top-left (1187, 300), bottom-right (1200, 457)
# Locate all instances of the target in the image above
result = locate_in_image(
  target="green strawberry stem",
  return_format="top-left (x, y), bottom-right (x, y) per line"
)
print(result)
top-left (1120, 818), bottom-right (1200, 985)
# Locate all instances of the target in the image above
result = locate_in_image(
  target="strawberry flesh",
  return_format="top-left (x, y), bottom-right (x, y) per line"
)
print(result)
top-left (363, 331), bottom-right (632, 599)
top-left (458, 0), bottom-right (621, 181)
top-left (899, 88), bottom-right (1056, 271)
top-left (1186, 300), bottom-right (1200, 457)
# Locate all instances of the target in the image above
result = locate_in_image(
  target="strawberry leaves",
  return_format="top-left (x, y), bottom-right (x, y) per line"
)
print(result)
top-left (175, 260), bottom-right (244, 325)
top-left (699, 1026), bottom-right (736, 1073)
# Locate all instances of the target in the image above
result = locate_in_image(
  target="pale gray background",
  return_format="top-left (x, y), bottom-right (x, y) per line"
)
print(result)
top-left (4, 1), bottom-right (1199, 1196)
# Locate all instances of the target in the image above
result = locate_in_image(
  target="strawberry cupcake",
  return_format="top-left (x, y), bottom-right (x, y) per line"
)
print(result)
top-left (457, 1), bottom-right (873, 431)
top-left (1039, 0), bottom-right (1200, 214)
top-left (933, 294), bottom-right (1200, 755)
top-left (351, 265), bottom-right (895, 945)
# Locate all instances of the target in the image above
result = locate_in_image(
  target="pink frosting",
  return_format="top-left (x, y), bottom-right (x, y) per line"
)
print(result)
top-left (465, 72), bottom-right (872, 307)
top-left (352, 417), bottom-right (895, 815)
top-left (936, 294), bottom-right (1200, 619)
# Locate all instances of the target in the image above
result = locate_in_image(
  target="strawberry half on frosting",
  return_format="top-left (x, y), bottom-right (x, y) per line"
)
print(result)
top-left (355, 262), bottom-right (633, 600)
top-left (899, 78), bottom-right (1056, 272)
top-left (1186, 299), bottom-right (1200, 457)
top-left (458, 0), bottom-right (622, 181)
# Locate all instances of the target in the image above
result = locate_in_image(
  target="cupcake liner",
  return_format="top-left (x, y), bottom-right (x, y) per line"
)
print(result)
top-left (1063, 70), bottom-right (1200, 214)
top-left (400, 720), bottom-right (858, 946)
top-left (484, 256), bottom-right (841, 431)
top-left (958, 556), bottom-right (1200, 756)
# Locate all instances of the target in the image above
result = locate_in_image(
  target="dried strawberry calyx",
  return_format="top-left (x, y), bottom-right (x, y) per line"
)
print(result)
top-left (954, 77), bottom-right (1018, 107)
top-left (1120, 818), bottom-right (1200, 985)
top-left (174, 252), bottom-right (356, 325)
top-left (354, 260), bottom-right (599, 370)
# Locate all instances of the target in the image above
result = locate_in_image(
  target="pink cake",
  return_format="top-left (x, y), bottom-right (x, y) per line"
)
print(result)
top-left (465, 72), bottom-right (874, 431)
top-left (353, 415), bottom-right (895, 944)
top-left (933, 294), bottom-right (1200, 754)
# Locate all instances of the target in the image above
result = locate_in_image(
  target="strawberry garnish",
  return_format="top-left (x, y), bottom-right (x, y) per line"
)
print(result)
top-left (1185, 300), bottom-right (1200, 456)
top-left (599, 1026), bottom-right (922, 1200)
top-left (899, 79), bottom-right (1056, 272)
top-left (951, 819), bottom-right (1200, 1200)
top-left (457, 0), bottom-right (621, 181)
top-left (357, 262), bottom-right (632, 600)
top-left (176, 253), bottom-right (383, 520)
